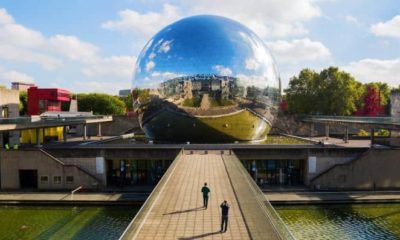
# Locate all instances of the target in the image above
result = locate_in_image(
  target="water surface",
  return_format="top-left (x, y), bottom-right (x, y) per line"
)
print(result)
top-left (0, 205), bottom-right (138, 240)
top-left (276, 204), bottom-right (400, 240)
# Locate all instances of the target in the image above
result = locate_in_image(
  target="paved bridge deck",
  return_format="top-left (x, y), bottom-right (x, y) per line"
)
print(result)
top-left (120, 151), bottom-right (292, 240)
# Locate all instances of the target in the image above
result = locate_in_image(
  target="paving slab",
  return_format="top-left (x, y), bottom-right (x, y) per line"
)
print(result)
top-left (132, 153), bottom-right (251, 240)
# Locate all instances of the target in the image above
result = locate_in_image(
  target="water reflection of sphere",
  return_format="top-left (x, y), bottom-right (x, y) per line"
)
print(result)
top-left (132, 15), bottom-right (280, 143)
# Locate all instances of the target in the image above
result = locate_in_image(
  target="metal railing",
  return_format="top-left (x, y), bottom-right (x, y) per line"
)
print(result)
top-left (304, 115), bottom-right (400, 125)
top-left (222, 154), bottom-right (295, 240)
top-left (70, 186), bottom-right (83, 200)
top-left (119, 150), bottom-right (184, 240)
top-left (0, 115), bottom-right (111, 124)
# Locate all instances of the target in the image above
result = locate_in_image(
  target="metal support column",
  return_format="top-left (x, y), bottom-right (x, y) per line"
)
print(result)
top-left (83, 124), bottom-right (87, 140)
top-left (35, 128), bottom-right (41, 147)
top-left (370, 128), bottom-right (375, 147)
top-left (42, 128), bottom-right (46, 145)
top-left (325, 125), bottom-right (330, 140)
top-left (97, 123), bottom-right (102, 137)
top-left (63, 126), bottom-right (67, 143)
top-left (344, 126), bottom-right (349, 143)
top-left (310, 123), bottom-right (314, 139)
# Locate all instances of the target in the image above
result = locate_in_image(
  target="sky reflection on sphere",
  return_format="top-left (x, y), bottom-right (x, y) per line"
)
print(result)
top-left (132, 15), bottom-right (281, 143)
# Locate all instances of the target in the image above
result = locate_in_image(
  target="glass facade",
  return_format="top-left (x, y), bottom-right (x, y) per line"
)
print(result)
top-left (106, 159), bottom-right (172, 187)
top-left (243, 160), bottom-right (304, 186)
top-left (132, 15), bottom-right (281, 143)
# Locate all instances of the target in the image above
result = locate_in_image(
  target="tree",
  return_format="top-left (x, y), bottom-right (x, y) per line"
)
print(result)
top-left (285, 68), bottom-right (319, 114)
top-left (119, 93), bottom-right (133, 112)
top-left (362, 85), bottom-right (384, 116)
top-left (19, 91), bottom-right (28, 116)
top-left (355, 83), bottom-right (389, 116)
top-left (77, 93), bottom-right (126, 115)
top-left (285, 67), bottom-right (363, 115)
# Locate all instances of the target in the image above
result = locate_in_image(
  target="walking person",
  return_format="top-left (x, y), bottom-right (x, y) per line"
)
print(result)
top-left (220, 200), bottom-right (230, 233)
top-left (201, 182), bottom-right (210, 209)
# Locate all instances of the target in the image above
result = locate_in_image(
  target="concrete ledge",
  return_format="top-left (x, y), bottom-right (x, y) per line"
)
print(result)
top-left (0, 192), bottom-right (147, 205)
top-left (267, 191), bottom-right (400, 205)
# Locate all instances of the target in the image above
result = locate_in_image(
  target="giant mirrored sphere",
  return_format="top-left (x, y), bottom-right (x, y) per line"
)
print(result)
top-left (132, 15), bottom-right (280, 143)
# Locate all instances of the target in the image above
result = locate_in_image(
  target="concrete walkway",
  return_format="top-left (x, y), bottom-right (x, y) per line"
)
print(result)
top-left (131, 152), bottom-right (250, 240)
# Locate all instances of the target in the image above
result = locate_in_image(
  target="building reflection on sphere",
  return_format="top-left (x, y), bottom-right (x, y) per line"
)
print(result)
top-left (132, 15), bottom-right (281, 143)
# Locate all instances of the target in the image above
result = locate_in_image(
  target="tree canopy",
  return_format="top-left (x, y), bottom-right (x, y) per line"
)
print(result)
top-left (76, 93), bottom-right (126, 115)
top-left (285, 67), bottom-right (363, 115)
top-left (19, 91), bottom-right (27, 116)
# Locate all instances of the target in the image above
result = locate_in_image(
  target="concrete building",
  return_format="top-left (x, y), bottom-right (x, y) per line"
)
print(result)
top-left (390, 90), bottom-right (400, 118)
top-left (0, 87), bottom-right (20, 147)
top-left (11, 82), bottom-right (35, 92)
top-left (118, 89), bottom-right (131, 97)
top-left (27, 87), bottom-right (70, 115)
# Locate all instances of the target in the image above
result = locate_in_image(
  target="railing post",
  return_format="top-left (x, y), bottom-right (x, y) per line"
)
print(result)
top-left (344, 126), bottom-right (349, 143)
top-left (370, 128), bottom-right (375, 147)
top-left (325, 125), bottom-right (330, 140)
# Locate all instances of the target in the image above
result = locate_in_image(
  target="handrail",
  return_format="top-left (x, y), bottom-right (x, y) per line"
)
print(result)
top-left (222, 153), bottom-right (295, 240)
top-left (70, 186), bottom-right (83, 200)
top-left (310, 148), bottom-right (372, 184)
top-left (39, 149), bottom-right (104, 187)
top-left (303, 115), bottom-right (400, 125)
top-left (119, 150), bottom-right (184, 240)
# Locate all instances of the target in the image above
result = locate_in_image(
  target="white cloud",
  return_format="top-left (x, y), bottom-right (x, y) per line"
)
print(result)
top-left (146, 61), bottom-right (155, 72)
top-left (370, 15), bottom-right (400, 38)
top-left (179, 0), bottom-right (320, 38)
top-left (150, 71), bottom-right (182, 81)
top-left (267, 38), bottom-right (331, 63)
top-left (0, 10), bottom-right (44, 48)
top-left (342, 58), bottom-right (400, 86)
top-left (103, 0), bottom-right (321, 40)
top-left (0, 65), bottom-right (34, 85)
top-left (0, 8), bottom-right (137, 94)
top-left (245, 58), bottom-right (260, 70)
top-left (102, 4), bottom-right (180, 39)
top-left (1, 70), bottom-right (34, 84)
top-left (82, 56), bottom-right (136, 78)
top-left (345, 15), bottom-right (359, 25)
top-left (71, 80), bottom-right (128, 94)
top-left (213, 65), bottom-right (232, 75)
top-left (49, 35), bottom-right (99, 63)
top-left (0, 45), bottom-right (63, 70)
top-left (149, 52), bottom-right (156, 60)
top-left (0, 8), bottom-right (13, 25)
top-left (158, 40), bottom-right (173, 53)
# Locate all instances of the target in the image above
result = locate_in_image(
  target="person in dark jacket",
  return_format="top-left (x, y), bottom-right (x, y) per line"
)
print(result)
top-left (220, 200), bottom-right (230, 232)
top-left (201, 182), bottom-right (210, 208)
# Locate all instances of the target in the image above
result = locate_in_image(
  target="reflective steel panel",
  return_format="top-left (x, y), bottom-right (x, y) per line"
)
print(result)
top-left (132, 15), bottom-right (281, 143)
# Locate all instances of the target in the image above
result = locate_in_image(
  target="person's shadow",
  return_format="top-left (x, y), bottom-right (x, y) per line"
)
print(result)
top-left (163, 207), bottom-right (204, 215)
top-left (178, 231), bottom-right (221, 240)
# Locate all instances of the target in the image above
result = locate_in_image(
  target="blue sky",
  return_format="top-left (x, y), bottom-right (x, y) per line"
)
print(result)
top-left (0, 0), bottom-right (399, 94)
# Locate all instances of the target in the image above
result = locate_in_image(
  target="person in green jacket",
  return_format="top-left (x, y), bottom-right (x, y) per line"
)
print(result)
top-left (201, 182), bottom-right (210, 209)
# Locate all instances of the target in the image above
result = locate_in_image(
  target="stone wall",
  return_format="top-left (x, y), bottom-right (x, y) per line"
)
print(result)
top-left (0, 88), bottom-right (20, 147)
top-left (272, 114), bottom-right (360, 136)
top-left (311, 149), bottom-right (400, 190)
top-left (390, 91), bottom-right (400, 118)
top-left (0, 150), bottom-right (102, 190)
top-left (75, 115), bottom-right (141, 136)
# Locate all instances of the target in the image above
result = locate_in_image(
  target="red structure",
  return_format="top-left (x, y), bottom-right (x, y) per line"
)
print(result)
top-left (27, 87), bottom-right (71, 115)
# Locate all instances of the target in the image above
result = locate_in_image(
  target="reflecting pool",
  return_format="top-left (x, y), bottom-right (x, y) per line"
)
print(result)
top-left (0, 205), bottom-right (138, 240)
top-left (276, 204), bottom-right (400, 240)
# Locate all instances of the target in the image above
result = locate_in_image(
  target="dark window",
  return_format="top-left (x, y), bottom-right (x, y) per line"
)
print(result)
top-left (1, 106), bottom-right (9, 118)
top-left (53, 176), bottom-right (62, 184)
top-left (66, 176), bottom-right (74, 184)
top-left (40, 176), bottom-right (49, 184)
